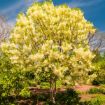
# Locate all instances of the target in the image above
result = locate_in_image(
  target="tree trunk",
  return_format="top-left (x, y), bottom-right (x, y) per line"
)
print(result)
top-left (50, 78), bottom-right (55, 104)
top-left (54, 80), bottom-right (56, 98)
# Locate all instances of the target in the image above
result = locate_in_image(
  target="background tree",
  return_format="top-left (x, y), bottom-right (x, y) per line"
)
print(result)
top-left (1, 1), bottom-right (96, 103)
top-left (0, 16), bottom-right (10, 43)
top-left (92, 53), bottom-right (105, 85)
top-left (88, 31), bottom-right (105, 85)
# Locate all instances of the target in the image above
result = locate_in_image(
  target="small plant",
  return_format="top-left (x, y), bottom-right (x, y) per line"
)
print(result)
top-left (88, 88), bottom-right (105, 94)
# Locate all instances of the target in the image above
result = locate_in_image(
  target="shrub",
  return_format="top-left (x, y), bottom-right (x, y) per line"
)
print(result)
top-left (55, 89), bottom-right (81, 105)
top-left (92, 54), bottom-right (105, 85)
top-left (88, 88), bottom-right (105, 94)
top-left (80, 95), bottom-right (105, 105)
top-left (92, 71), bottom-right (105, 86)
top-left (92, 79), bottom-right (100, 86)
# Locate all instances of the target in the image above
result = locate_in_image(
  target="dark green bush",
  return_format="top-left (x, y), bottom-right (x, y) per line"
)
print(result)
top-left (43, 89), bottom-right (81, 105)
top-left (79, 101), bottom-right (92, 105)
top-left (55, 89), bottom-right (80, 105)
top-left (92, 80), bottom-right (100, 86)
top-left (0, 96), bottom-right (16, 105)
top-left (88, 88), bottom-right (105, 94)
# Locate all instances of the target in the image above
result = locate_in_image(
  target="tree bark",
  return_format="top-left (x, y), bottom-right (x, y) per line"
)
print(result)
top-left (49, 77), bottom-right (55, 104)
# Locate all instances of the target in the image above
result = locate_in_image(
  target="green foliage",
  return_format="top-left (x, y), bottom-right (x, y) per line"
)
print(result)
top-left (19, 88), bottom-right (30, 98)
top-left (55, 89), bottom-right (81, 105)
top-left (92, 53), bottom-right (105, 85)
top-left (80, 94), bottom-right (105, 105)
top-left (0, 52), bottom-right (32, 104)
top-left (88, 88), bottom-right (105, 94)
top-left (88, 95), bottom-right (105, 105)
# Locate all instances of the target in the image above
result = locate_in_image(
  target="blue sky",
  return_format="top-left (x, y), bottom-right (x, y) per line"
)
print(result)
top-left (0, 0), bottom-right (105, 31)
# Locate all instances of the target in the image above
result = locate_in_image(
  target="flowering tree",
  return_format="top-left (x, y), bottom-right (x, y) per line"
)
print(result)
top-left (1, 1), bottom-right (96, 103)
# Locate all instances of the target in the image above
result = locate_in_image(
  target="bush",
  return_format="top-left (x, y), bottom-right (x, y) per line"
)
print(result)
top-left (92, 54), bottom-right (105, 86)
top-left (88, 96), bottom-right (105, 105)
top-left (0, 96), bottom-right (16, 105)
top-left (55, 89), bottom-right (81, 105)
top-left (80, 100), bottom-right (101, 105)
top-left (88, 88), bottom-right (105, 94)
top-left (92, 73), bottom-right (105, 86)
top-left (80, 96), bottom-right (105, 105)
top-left (44, 89), bottom-right (81, 105)
top-left (92, 80), bottom-right (100, 86)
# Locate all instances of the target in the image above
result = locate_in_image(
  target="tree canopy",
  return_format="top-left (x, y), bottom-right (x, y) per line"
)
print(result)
top-left (1, 1), bottom-right (96, 85)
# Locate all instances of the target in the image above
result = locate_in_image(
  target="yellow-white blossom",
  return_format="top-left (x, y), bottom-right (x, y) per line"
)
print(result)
top-left (1, 2), bottom-right (96, 84)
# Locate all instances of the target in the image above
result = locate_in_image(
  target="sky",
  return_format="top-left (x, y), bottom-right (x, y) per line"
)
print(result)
top-left (0, 0), bottom-right (105, 31)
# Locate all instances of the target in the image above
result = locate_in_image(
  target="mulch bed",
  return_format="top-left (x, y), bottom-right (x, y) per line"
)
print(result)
top-left (17, 85), bottom-right (97, 105)
top-left (73, 85), bottom-right (95, 92)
